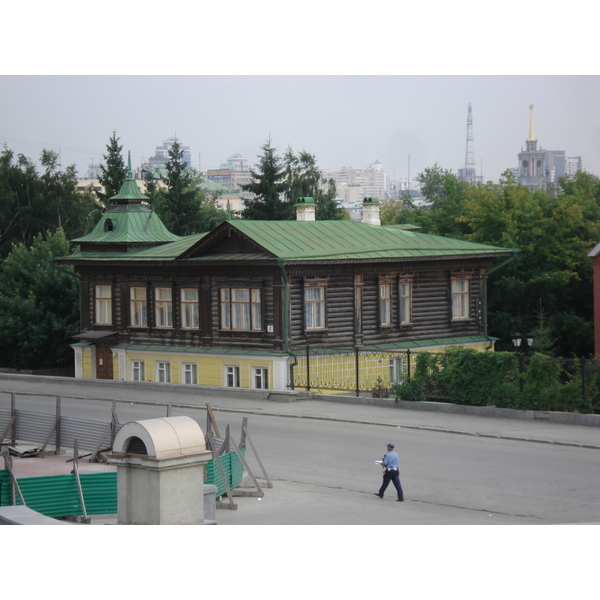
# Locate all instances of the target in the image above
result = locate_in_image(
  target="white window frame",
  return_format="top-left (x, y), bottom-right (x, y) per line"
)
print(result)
top-left (181, 288), bottom-right (199, 329)
top-left (400, 280), bottom-right (412, 324)
top-left (131, 360), bottom-right (145, 381)
top-left (220, 287), bottom-right (262, 331)
top-left (379, 281), bottom-right (392, 327)
top-left (155, 287), bottom-right (173, 328)
top-left (305, 284), bottom-right (326, 330)
top-left (130, 287), bottom-right (147, 327)
top-left (451, 278), bottom-right (470, 320)
top-left (182, 362), bottom-right (198, 385)
top-left (156, 361), bottom-right (171, 383)
top-left (95, 284), bottom-right (112, 325)
top-left (225, 365), bottom-right (241, 388)
top-left (389, 356), bottom-right (406, 385)
top-left (253, 367), bottom-right (269, 390)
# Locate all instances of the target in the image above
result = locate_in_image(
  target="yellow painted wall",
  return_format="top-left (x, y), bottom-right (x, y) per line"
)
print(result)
top-left (118, 350), bottom-right (273, 389)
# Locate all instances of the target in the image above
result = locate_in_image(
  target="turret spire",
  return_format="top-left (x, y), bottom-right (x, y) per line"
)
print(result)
top-left (528, 104), bottom-right (536, 142)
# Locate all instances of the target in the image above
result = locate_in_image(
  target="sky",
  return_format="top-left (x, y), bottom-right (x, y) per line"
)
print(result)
top-left (2, 74), bottom-right (598, 184)
top-left (1, 3), bottom-right (598, 187)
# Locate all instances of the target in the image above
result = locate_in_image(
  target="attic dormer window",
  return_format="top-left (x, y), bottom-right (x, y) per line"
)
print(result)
top-left (104, 218), bottom-right (114, 232)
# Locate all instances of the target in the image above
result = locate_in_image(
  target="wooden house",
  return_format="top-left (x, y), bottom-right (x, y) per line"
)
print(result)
top-left (57, 166), bottom-right (516, 391)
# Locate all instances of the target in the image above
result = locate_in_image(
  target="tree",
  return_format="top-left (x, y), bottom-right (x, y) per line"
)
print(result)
top-left (0, 146), bottom-right (100, 257)
top-left (97, 130), bottom-right (127, 204)
top-left (0, 229), bottom-right (80, 370)
top-left (282, 147), bottom-right (346, 220)
top-left (241, 138), bottom-right (290, 220)
top-left (154, 139), bottom-right (226, 235)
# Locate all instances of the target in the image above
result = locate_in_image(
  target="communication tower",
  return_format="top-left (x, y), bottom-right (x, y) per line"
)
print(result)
top-left (457, 103), bottom-right (483, 184)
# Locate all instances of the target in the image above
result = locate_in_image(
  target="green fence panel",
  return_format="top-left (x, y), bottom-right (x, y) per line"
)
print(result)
top-left (205, 448), bottom-right (245, 497)
top-left (80, 472), bottom-right (117, 515)
top-left (0, 448), bottom-right (245, 517)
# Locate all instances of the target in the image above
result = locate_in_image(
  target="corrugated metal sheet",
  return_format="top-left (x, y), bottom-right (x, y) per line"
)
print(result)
top-left (204, 448), bottom-right (246, 498)
top-left (0, 472), bottom-right (117, 518)
top-left (15, 411), bottom-right (56, 447)
top-left (60, 416), bottom-right (112, 453)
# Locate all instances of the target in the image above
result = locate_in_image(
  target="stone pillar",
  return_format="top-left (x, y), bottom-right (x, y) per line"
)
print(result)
top-left (108, 416), bottom-right (213, 525)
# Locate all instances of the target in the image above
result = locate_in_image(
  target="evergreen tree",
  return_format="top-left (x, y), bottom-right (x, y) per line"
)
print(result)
top-left (154, 139), bottom-right (224, 235)
top-left (0, 229), bottom-right (80, 369)
top-left (97, 131), bottom-right (127, 203)
top-left (241, 138), bottom-right (290, 220)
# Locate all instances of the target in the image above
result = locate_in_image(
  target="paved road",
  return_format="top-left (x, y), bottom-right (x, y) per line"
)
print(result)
top-left (2, 374), bottom-right (600, 525)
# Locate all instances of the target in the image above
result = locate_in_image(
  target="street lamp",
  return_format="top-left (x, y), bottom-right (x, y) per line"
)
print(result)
top-left (511, 332), bottom-right (522, 350)
top-left (511, 331), bottom-right (535, 353)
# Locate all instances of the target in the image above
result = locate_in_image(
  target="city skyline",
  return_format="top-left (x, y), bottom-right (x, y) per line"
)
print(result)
top-left (1, 75), bottom-right (598, 186)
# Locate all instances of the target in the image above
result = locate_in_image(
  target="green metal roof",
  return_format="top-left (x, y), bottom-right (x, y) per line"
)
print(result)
top-left (72, 205), bottom-right (182, 245)
top-left (66, 218), bottom-right (516, 263)
top-left (219, 220), bottom-right (516, 262)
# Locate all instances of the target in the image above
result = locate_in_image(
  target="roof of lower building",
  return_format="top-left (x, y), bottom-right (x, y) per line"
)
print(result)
top-left (64, 219), bottom-right (517, 263)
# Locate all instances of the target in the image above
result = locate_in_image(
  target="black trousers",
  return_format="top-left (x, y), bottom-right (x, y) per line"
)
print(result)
top-left (379, 469), bottom-right (404, 500)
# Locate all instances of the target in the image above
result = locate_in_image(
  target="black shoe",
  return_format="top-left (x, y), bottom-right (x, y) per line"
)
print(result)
top-left (397, 499), bottom-right (404, 502)
top-left (375, 493), bottom-right (383, 498)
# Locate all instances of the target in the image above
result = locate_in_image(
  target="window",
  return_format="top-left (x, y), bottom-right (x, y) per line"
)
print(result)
top-left (155, 287), bottom-right (173, 328)
top-left (220, 288), bottom-right (262, 331)
top-left (182, 363), bottom-right (197, 385)
top-left (181, 288), bottom-right (199, 329)
top-left (400, 281), bottom-right (412, 324)
top-left (130, 287), bottom-right (147, 326)
top-left (132, 360), bottom-right (145, 381)
top-left (390, 357), bottom-right (405, 384)
top-left (95, 285), bottom-right (112, 325)
top-left (305, 285), bottom-right (325, 329)
top-left (253, 367), bottom-right (269, 390)
top-left (379, 282), bottom-right (392, 326)
top-left (225, 365), bottom-right (240, 388)
top-left (156, 361), bottom-right (171, 383)
top-left (452, 279), bottom-right (470, 319)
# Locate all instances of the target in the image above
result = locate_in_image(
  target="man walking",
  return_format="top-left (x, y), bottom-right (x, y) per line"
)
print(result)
top-left (376, 443), bottom-right (404, 501)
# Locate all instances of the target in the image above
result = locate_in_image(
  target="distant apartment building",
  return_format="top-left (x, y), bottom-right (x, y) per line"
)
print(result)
top-left (206, 153), bottom-right (254, 202)
top-left (140, 137), bottom-right (192, 172)
top-left (566, 156), bottom-right (583, 176)
top-left (324, 160), bottom-right (390, 203)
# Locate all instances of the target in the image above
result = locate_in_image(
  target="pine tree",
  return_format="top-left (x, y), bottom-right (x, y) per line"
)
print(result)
top-left (241, 138), bottom-right (290, 220)
top-left (154, 139), bottom-right (223, 235)
top-left (97, 131), bottom-right (127, 204)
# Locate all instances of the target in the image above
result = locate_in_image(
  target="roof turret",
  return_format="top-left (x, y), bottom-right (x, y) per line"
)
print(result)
top-left (108, 151), bottom-right (150, 205)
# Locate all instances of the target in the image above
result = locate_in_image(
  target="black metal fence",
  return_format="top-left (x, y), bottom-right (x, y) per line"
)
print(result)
top-left (292, 345), bottom-right (419, 395)
top-left (292, 345), bottom-right (600, 414)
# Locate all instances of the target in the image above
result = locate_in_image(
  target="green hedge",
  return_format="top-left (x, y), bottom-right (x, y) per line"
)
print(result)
top-left (392, 348), bottom-right (595, 413)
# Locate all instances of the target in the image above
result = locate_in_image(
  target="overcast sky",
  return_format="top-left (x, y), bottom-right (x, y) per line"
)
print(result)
top-left (2, 75), bottom-right (598, 184)
top-left (2, 5), bottom-right (598, 186)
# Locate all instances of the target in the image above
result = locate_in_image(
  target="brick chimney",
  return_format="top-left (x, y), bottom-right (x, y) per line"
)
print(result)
top-left (361, 197), bottom-right (380, 226)
top-left (294, 197), bottom-right (316, 221)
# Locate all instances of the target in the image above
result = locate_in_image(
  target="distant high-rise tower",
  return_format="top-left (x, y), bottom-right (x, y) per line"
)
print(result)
top-left (517, 105), bottom-right (566, 191)
top-left (458, 103), bottom-right (483, 184)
